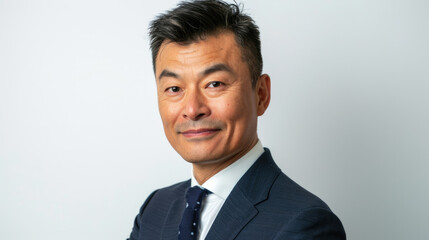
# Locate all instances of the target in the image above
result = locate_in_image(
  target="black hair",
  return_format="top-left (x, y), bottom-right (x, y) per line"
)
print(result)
top-left (149, 0), bottom-right (262, 86)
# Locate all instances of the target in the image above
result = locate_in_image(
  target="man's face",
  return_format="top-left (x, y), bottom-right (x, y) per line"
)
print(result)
top-left (155, 32), bottom-right (267, 166)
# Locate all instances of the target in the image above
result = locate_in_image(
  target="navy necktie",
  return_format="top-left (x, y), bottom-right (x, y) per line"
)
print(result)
top-left (178, 186), bottom-right (210, 240)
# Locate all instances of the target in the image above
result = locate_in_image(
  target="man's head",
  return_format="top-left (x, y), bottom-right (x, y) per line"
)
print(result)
top-left (149, 0), bottom-right (262, 86)
top-left (149, 0), bottom-right (270, 178)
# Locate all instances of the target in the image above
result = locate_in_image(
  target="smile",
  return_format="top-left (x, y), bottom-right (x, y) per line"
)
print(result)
top-left (180, 128), bottom-right (221, 139)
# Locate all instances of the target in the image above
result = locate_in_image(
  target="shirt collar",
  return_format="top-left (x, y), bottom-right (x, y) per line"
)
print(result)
top-left (191, 140), bottom-right (264, 200)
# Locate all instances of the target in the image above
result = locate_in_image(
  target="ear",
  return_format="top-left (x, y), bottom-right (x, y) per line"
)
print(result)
top-left (255, 74), bottom-right (271, 116)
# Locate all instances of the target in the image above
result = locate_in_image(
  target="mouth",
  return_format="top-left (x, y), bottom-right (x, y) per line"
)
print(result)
top-left (179, 128), bottom-right (221, 139)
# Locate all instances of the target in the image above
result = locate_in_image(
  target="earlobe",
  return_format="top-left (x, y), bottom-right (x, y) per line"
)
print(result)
top-left (256, 74), bottom-right (271, 116)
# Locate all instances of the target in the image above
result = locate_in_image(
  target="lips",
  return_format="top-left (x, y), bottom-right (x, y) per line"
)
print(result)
top-left (180, 128), bottom-right (221, 138)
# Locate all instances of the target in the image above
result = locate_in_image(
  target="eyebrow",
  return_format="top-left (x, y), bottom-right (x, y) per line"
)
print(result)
top-left (201, 63), bottom-right (233, 76)
top-left (158, 69), bottom-right (179, 81)
top-left (158, 63), bottom-right (233, 82)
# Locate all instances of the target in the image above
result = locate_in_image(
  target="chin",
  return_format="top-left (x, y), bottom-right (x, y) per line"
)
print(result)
top-left (182, 153), bottom-right (217, 164)
top-left (180, 149), bottom-right (224, 165)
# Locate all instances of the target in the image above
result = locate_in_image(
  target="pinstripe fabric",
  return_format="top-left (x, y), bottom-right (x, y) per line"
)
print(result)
top-left (128, 149), bottom-right (346, 240)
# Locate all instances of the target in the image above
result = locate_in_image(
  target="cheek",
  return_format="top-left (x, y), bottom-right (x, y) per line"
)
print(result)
top-left (159, 101), bottom-right (179, 127)
top-left (211, 97), bottom-right (247, 122)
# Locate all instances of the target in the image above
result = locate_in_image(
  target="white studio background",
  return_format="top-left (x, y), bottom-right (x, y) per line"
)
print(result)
top-left (0, 0), bottom-right (427, 239)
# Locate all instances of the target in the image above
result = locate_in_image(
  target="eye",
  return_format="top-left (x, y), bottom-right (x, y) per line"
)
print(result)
top-left (207, 81), bottom-right (223, 88)
top-left (165, 86), bottom-right (181, 93)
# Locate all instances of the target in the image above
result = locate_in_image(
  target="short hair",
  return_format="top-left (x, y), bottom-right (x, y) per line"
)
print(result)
top-left (149, 0), bottom-right (262, 86)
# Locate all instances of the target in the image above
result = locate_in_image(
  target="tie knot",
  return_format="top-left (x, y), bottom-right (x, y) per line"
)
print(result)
top-left (185, 186), bottom-right (210, 208)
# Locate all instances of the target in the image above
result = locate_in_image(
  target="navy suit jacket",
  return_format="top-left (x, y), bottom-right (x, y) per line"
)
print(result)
top-left (128, 149), bottom-right (346, 239)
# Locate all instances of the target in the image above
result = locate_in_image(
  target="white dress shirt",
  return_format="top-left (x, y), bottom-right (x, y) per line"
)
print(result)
top-left (190, 141), bottom-right (264, 240)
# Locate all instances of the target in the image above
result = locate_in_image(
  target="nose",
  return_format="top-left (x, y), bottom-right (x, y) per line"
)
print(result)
top-left (182, 88), bottom-right (210, 121)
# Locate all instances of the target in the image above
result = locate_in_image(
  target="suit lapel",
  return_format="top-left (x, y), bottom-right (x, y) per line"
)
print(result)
top-left (205, 187), bottom-right (257, 240)
top-left (206, 149), bottom-right (281, 240)
top-left (161, 180), bottom-right (190, 240)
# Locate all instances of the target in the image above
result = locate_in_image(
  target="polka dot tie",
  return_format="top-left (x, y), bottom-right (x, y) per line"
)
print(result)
top-left (178, 186), bottom-right (210, 240)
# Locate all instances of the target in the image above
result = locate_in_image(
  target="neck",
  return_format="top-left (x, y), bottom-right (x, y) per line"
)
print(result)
top-left (192, 138), bottom-right (258, 185)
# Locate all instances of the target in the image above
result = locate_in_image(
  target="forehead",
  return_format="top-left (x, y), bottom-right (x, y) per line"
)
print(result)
top-left (155, 32), bottom-right (247, 77)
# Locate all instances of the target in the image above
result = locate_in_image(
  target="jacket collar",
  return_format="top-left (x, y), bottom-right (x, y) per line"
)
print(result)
top-left (205, 148), bottom-right (281, 240)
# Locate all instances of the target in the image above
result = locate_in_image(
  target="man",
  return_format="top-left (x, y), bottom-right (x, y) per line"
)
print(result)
top-left (129, 0), bottom-right (346, 239)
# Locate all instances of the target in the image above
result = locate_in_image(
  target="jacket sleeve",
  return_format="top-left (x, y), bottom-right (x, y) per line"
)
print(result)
top-left (274, 207), bottom-right (346, 240)
top-left (127, 190), bottom-right (158, 240)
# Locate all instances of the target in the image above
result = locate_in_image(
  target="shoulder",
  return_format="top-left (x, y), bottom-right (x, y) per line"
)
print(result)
top-left (152, 179), bottom-right (190, 199)
top-left (137, 179), bottom-right (190, 214)
top-left (238, 149), bottom-right (346, 239)
top-left (133, 179), bottom-right (190, 214)
top-left (273, 205), bottom-right (346, 239)
top-left (251, 149), bottom-right (332, 210)
top-left (136, 179), bottom-right (190, 210)
top-left (271, 172), bottom-right (330, 210)
top-left (128, 179), bottom-right (190, 240)
top-left (240, 148), bottom-right (331, 211)
top-left (267, 168), bottom-right (346, 239)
